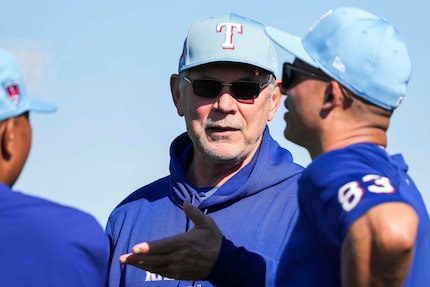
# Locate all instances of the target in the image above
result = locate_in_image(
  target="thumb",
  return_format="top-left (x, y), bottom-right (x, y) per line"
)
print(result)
top-left (183, 201), bottom-right (207, 226)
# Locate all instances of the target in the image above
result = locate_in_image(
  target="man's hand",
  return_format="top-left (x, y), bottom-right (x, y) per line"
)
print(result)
top-left (119, 201), bottom-right (223, 280)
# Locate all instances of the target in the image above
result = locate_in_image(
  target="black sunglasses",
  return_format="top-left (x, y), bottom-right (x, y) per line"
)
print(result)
top-left (183, 75), bottom-right (271, 102)
top-left (282, 63), bottom-right (332, 91)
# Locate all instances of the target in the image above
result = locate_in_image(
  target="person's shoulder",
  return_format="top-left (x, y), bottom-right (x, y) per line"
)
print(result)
top-left (32, 198), bottom-right (107, 250)
top-left (107, 175), bottom-right (173, 223)
top-left (22, 192), bottom-right (102, 229)
top-left (106, 175), bottom-right (174, 233)
top-left (1, 190), bottom-right (106, 245)
top-left (2, 189), bottom-right (89, 216)
top-left (115, 175), bottom-right (172, 208)
top-left (312, 143), bottom-right (381, 167)
top-left (303, 143), bottom-right (382, 183)
top-left (263, 130), bottom-right (305, 172)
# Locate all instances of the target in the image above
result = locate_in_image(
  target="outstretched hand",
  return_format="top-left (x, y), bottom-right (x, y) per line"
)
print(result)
top-left (119, 201), bottom-right (223, 280)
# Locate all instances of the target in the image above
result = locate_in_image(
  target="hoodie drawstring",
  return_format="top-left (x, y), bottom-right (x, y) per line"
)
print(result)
top-left (180, 197), bottom-right (208, 287)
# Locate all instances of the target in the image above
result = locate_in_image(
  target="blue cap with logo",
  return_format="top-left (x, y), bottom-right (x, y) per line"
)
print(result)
top-left (266, 7), bottom-right (411, 110)
top-left (0, 48), bottom-right (56, 121)
top-left (178, 13), bottom-right (278, 75)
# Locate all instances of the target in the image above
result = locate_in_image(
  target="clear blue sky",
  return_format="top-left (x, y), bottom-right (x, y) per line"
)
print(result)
top-left (2, 0), bottom-right (428, 226)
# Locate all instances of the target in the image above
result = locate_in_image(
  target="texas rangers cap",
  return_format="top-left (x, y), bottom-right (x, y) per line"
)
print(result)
top-left (0, 48), bottom-right (56, 121)
top-left (178, 13), bottom-right (278, 75)
top-left (266, 7), bottom-right (411, 110)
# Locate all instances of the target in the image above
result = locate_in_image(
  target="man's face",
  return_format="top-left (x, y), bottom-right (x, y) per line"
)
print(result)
top-left (175, 62), bottom-right (280, 165)
top-left (282, 60), bottom-right (329, 147)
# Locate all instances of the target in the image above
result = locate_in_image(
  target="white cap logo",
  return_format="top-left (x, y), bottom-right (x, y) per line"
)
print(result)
top-left (332, 56), bottom-right (346, 73)
top-left (216, 23), bottom-right (243, 50)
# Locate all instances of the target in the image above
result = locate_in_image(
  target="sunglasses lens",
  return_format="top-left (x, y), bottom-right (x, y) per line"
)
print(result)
top-left (192, 79), bottom-right (222, 98)
top-left (190, 79), bottom-right (264, 101)
top-left (282, 64), bottom-right (292, 91)
top-left (231, 82), bottom-right (260, 100)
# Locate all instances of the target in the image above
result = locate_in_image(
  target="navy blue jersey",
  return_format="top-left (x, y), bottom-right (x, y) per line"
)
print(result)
top-left (276, 143), bottom-right (430, 286)
top-left (0, 184), bottom-right (109, 287)
top-left (106, 127), bottom-right (304, 287)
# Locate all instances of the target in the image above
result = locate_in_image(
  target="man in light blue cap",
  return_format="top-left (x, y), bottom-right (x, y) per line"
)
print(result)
top-left (106, 13), bottom-right (303, 286)
top-left (0, 48), bottom-right (109, 286)
top-left (265, 6), bottom-right (430, 286)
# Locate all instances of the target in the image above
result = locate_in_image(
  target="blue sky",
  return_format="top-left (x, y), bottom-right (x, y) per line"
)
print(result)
top-left (2, 0), bottom-right (429, 226)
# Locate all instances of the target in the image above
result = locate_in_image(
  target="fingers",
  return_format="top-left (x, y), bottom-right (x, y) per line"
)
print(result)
top-left (122, 251), bottom-right (205, 280)
top-left (183, 201), bottom-right (207, 226)
top-left (122, 253), bottom-right (168, 269)
top-left (131, 242), bottom-right (150, 254)
top-left (122, 202), bottom-right (220, 259)
top-left (183, 201), bottom-right (220, 233)
top-left (119, 253), bottom-right (133, 264)
top-left (121, 203), bottom-right (199, 259)
top-left (118, 202), bottom-right (221, 281)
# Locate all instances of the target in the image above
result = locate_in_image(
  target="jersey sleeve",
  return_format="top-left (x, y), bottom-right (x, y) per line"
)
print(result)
top-left (300, 151), bottom-right (409, 248)
top-left (335, 172), bottom-right (407, 238)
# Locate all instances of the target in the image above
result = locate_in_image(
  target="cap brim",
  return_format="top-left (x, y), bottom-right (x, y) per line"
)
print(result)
top-left (265, 26), bottom-right (318, 67)
top-left (27, 98), bottom-right (57, 113)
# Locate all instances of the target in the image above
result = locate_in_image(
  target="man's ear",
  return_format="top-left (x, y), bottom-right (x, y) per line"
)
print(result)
top-left (170, 74), bottom-right (184, 116)
top-left (322, 81), bottom-right (345, 110)
top-left (267, 79), bottom-right (283, 122)
top-left (0, 119), bottom-right (15, 161)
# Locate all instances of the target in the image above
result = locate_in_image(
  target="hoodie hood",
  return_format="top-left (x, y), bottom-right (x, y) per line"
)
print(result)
top-left (169, 127), bottom-right (303, 210)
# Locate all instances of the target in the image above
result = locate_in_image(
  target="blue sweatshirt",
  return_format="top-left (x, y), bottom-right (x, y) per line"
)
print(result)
top-left (276, 143), bottom-right (430, 286)
top-left (0, 183), bottom-right (109, 287)
top-left (106, 127), bottom-right (303, 286)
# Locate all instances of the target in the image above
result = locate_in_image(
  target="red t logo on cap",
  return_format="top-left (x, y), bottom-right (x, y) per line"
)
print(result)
top-left (5, 83), bottom-right (20, 105)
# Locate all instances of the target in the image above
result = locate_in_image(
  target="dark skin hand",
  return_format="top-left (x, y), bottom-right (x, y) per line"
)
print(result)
top-left (119, 201), bottom-right (223, 280)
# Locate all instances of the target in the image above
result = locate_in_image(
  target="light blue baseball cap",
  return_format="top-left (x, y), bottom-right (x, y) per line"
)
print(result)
top-left (178, 13), bottom-right (278, 75)
top-left (266, 7), bottom-right (411, 110)
top-left (0, 48), bottom-right (56, 122)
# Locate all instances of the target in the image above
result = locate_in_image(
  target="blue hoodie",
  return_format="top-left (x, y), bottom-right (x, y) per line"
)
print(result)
top-left (106, 127), bottom-right (303, 286)
top-left (0, 184), bottom-right (109, 286)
